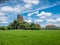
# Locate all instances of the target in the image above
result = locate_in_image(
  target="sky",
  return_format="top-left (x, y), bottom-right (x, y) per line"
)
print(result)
top-left (0, 0), bottom-right (60, 27)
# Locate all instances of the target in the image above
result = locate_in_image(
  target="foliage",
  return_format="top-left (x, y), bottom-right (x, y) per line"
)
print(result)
top-left (7, 19), bottom-right (41, 30)
top-left (0, 26), bottom-right (7, 30)
top-left (30, 23), bottom-right (40, 30)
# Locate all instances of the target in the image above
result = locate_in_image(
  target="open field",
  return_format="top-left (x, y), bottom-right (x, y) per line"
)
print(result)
top-left (0, 30), bottom-right (60, 45)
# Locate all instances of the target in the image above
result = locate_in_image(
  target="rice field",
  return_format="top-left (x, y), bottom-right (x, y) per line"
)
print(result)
top-left (0, 30), bottom-right (60, 45)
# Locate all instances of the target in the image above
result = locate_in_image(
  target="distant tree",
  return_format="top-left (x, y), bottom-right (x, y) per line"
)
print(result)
top-left (22, 22), bottom-right (30, 30)
top-left (35, 24), bottom-right (41, 30)
top-left (0, 26), bottom-right (7, 30)
top-left (8, 20), bottom-right (18, 29)
top-left (30, 23), bottom-right (40, 30)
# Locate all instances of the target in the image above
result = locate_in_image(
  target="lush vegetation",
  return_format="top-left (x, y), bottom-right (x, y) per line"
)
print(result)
top-left (7, 20), bottom-right (41, 30)
top-left (7, 20), bottom-right (60, 30)
top-left (0, 14), bottom-right (60, 30)
top-left (0, 30), bottom-right (60, 45)
top-left (0, 20), bottom-right (41, 30)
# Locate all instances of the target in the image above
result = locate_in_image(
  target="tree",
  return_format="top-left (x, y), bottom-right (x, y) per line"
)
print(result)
top-left (8, 20), bottom-right (18, 29)
top-left (22, 22), bottom-right (30, 30)
top-left (30, 23), bottom-right (40, 30)
top-left (34, 24), bottom-right (41, 30)
top-left (0, 26), bottom-right (7, 30)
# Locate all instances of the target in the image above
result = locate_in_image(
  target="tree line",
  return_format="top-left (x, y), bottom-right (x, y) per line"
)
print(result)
top-left (0, 14), bottom-right (60, 30)
top-left (0, 20), bottom-right (41, 30)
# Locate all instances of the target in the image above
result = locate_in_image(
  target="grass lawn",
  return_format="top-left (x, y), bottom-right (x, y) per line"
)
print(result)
top-left (0, 30), bottom-right (60, 45)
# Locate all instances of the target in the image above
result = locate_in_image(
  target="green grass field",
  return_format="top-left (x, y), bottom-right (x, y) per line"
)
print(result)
top-left (0, 30), bottom-right (60, 45)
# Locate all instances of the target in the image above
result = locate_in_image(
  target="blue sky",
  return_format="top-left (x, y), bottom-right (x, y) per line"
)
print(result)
top-left (0, 0), bottom-right (60, 27)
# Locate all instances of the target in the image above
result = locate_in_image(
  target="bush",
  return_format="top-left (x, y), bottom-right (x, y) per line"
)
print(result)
top-left (0, 26), bottom-right (8, 30)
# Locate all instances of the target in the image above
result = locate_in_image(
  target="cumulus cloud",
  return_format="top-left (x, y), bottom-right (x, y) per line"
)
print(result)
top-left (34, 19), bottom-right (43, 23)
top-left (1, 6), bottom-right (13, 12)
top-left (0, 16), bottom-right (7, 23)
top-left (46, 19), bottom-right (56, 23)
top-left (55, 18), bottom-right (60, 27)
top-left (46, 17), bottom-right (60, 23)
top-left (27, 11), bottom-right (39, 17)
top-left (23, 0), bottom-right (60, 13)
top-left (46, 17), bottom-right (60, 27)
top-left (56, 18), bottom-right (60, 23)
top-left (27, 13), bottom-right (34, 17)
top-left (0, 12), bottom-right (6, 16)
top-left (23, 0), bottom-right (40, 5)
top-left (25, 17), bottom-right (32, 23)
top-left (0, 0), bottom-right (59, 14)
top-left (24, 4), bottom-right (32, 8)
top-left (27, 11), bottom-right (52, 18)
top-left (23, 0), bottom-right (40, 10)
top-left (0, 12), bottom-right (7, 23)
top-left (25, 19), bottom-right (32, 23)
top-left (0, 5), bottom-right (21, 13)
top-left (37, 11), bottom-right (52, 18)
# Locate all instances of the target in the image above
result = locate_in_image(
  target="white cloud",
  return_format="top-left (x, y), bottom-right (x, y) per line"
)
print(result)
top-left (34, 11), bottom-right (39, 14)
top-left (46, 19), bottom-right (56, 23)
top-left (23, 0), bottom-right (40, 5)
top-left (55, 18), bottom-right (60, 27)
top-left (1, 6), bottom-right (13, 12)
top-left (46, 17), bottom-right (60, 23)
top-left (25, 19), bottom-right (32, 23)
top-left (0, 0), bottom-right (59, 14)
top-left (27, 11), bottom-right (39, 17)
top-left (0, 12), bottom-right (8, 23)
top-left (27, 13), bottom-right (34, 17)
top-left (0, 12), bottom-right (6, 16)
top-left (25, 17), bottom-right (32, 23)
top-left (24, 4), bottom-right (32, 8)
top-left (27, 11), bottom-right (52, 18)
top-left (34, 19), bottom-right (43, 23)
top-left (55, 23), bottom-right (60, 27)
top-left (0, 16), bottom-right (7, 23)
top-left (56, 18), bottom-right (60, 22)
top-left (23, 0), bottom-right (40, 10)
top-left (23, 0), bottom-right (60, 13)
top-left (37, 11), bottom-right (52, 18)
top-left (0, 5), bottom-right (21, 13)
top-left (27, 11), bottom-right (52, 24)
top-left (46, 17), bottom-right (60, 27)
